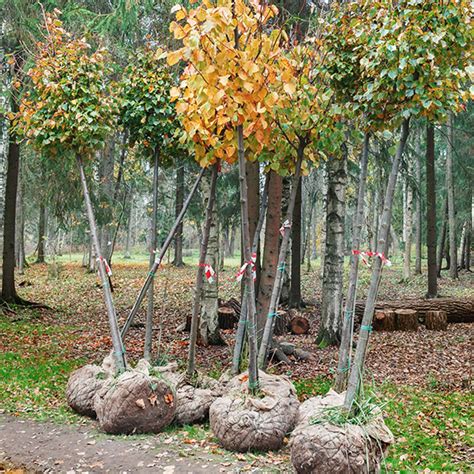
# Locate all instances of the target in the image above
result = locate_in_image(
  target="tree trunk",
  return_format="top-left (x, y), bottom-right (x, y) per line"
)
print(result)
top-left (415, 148), bottom-right (422, 274)
top-left (319, 165), bottom-right (328, 278)
top-left (256, 171), bottom-right (282, 339)
top-left (1, 111), bottom-right (20, 303)
top-left (426, 122), bottom-right (438, 298)
top-left (15, 158), bottom-right (25, 275)
top-left (144, 148), bottom-right (159, 361)
top-left (289, 176), bottom-right (302, 308)
top-left (258, 140), bottom-right (304, 369)
top-left (236, 124), bottom-right (259, 391)
top-left (173, 165), bottom-right (185, 267)
top-left (121, 168), bottom-right (205, 337)
top-left (403, 162), bottom-right (413, 279)
top-left (124, 192), bottom-right (133, 259)
top-left (437, 197), bottom-right (448, 276)
top-left (99, 139), bottom-right (115, 262)
top-left (36, 204), bottom-right (46, 264)
top-left (232, 174), bottom-right (269, 375)
top-left (446, 113), bottom-right (458, 279)
top-left (316, 149), bottom-right (347, 347)
top-left (246, 160), bottom-right (261, 291)
top-left (344, 118), bottom-right (410, 411)
top-left (199, 167), bottom-right (225, 346)
top-left (77, 154), bottom-right (126, 373)
top-left (335, 133), bottom-right (369, 392)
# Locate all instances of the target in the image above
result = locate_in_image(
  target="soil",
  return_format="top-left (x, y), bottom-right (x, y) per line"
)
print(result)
top-left (0, 415), bottom-right (256, 473)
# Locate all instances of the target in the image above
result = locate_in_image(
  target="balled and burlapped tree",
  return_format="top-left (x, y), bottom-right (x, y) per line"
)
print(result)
top-left (15, 11), bottom-right (126, 372)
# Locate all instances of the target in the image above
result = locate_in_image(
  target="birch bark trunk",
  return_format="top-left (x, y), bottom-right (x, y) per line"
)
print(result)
top-left (446, 113), bottom-right (458, 279)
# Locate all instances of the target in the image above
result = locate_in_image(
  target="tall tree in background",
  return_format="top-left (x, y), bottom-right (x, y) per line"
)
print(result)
top-left (446, 113), bottom-right (458, 280)
top-left (426, 123), bottom-right (437, 297)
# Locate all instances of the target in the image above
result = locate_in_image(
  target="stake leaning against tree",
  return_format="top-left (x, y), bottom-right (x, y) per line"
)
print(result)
top-left (344, 118), bottom-right (410, 410)
top-left (187, 163), bottom-right (218, 377)
top-left (77, 155), bottom-right (126, 372)
top-left (334, 132), bottom-right (370, 392)
top-left (144, 147), bottom-right (160, 361)
top-left (231, 174), bottom-right (269, 375)
top-left (121, 167), bottom-right (205, 338)
top-left (258, 140), bottom-right (305, 369)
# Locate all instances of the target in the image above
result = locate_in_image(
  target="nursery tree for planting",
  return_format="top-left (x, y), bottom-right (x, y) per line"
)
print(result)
top-left (119, 45), bottom-right (180, 360)
top-left (15, 11), bottom-right (126, 372)
top-left (339, 0), bottom-right (473, 410)
top-left (168, 0), bottom-right (290, 390)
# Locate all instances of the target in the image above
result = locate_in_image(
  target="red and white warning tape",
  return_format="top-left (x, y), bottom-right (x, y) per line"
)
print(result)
top-left (235, 252), bottom-right (257, 282)
top-left (199, 263), bottom-right (216, 283)
top-left (279, 219), bottom-right (291, 237)
top-left (352, 250), bottom-right (391, 267)
top-left (97, 256), bottom-right (113, 276)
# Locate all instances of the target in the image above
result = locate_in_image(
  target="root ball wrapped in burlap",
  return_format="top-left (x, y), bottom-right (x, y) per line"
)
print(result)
top-left (167, 372), bottom-right (222, 425)
top-left (66, 364), bottom-right (109, 417)
top-left (210, 370), bottom-right (299, 452)
top-left (96, 366), bottom-right (176, 434)
top-left (290, 390), bottom-right (394, 473)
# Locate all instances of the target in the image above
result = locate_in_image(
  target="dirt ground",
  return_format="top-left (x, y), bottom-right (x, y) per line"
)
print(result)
top-left (0, 415), bottom-right (263, 474)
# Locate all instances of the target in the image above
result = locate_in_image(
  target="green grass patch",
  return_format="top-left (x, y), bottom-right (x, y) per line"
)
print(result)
top-left (0, 316), bottom-right (85, 423)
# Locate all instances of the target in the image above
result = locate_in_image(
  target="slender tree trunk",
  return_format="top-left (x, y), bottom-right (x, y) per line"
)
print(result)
top-left (258, 140), bottom-right (305, 368)
top-left (256, 171), bottom-right (282, 340)
top-left (187, 164), bottom-right (218, 376)
top-left (280, 177), bottom-right (291, 302)
top-left (426, 123), bottom-right (438, 297)
top-left (100, 139), bottom-right (115, 262)
top-left (246, 161), bottom-right (261, 291)
top-left (36, 204), bottom-right (46, 264)
top-left (319, 165), bottom-right (328, 278)
top-left (289, 177), bottom-right (302, 308)
top-left (465, 186), bottom-right (472, 271)
top-left (199, 168), bottom-right (225, 346)
top-left (344, 118), bottom-right (410, 410)
top-left (371, 187), bottom-right (380, 251)
top-left (144, 149), bottom-right (159, 361)
top-left (124, 193), bottom-right (133, 259)
top-left (437, 198), bottom-right (448, 276)
top-left (77, 155), bottom-right (126, 373)
top-left (415, 150), bottom-right (422, 274)
top-left (446, 114), bottom-right (458, 279)
top-left (15, 157), bottom-right (25, 275)
top-left (403, 163), bottom-right (413, 279)
top-left (316, 149), bottom-right (347, 347)
top-left (121, 168), bottom-right (205, 337)
top-left (232, 174), bottom-right (269, 375)
top-left (335, 133), bottom-right (369, 392)
top-left (173, 165), bottom-right (185, 267)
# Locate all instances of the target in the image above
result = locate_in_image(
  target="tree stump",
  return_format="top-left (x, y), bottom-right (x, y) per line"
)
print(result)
top-left (274, 310), bottom-right (289, 336)
top-left (425, 310), bottom-right (448, 330)
top-left (373, 310), bottom-right (397, 331)
top-left (218, 306), bottom-right (236, 329)
top-left (395, 309), bottom-right (419, 331)
top-left (289, 316), bottom-right (310, 335)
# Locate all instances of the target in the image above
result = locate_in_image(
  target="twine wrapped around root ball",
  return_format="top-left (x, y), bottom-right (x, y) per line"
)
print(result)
top-left (290, 390), bottom-right (394, 474)
top-left (66, 353), bottom-right (117, 418)
top-left (210, 370), bottom-right (299, 452)
top-left (94, 360), bottom-right (176, 435)
top-left (164, 369), bottom-right (225, 426)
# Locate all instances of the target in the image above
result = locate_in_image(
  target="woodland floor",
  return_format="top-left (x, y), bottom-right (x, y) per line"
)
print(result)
top-left (0, 254), bottom-right (473, 473)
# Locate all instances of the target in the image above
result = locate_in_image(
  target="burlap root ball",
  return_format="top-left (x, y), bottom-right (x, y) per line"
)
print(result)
top-left (169, 372), bottom-right (222, 425)
top-left (95, 367), bottom-right (176, 435)
top-left (210, 370), bottom-right (299, 452)
top-left (290, 390), bottom-right (394, 474)
top-left (66, 364), bottom-right (110, 418)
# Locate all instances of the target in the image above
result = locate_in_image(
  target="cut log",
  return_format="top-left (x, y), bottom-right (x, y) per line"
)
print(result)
top-left (289, 316), bottom-right (310, 335)
top-left (274, 310), bottom-right (289, 336)
top-left (373, 310), bottom-right (397, 332)
top-left (395, 309), bottom-right (419, 331)
top-left (425, 310), bottom-right (447, 331)
top-left (218, 306), bottom-right (236, 329)
top-left (355, 298), bottom-right (473, 324)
